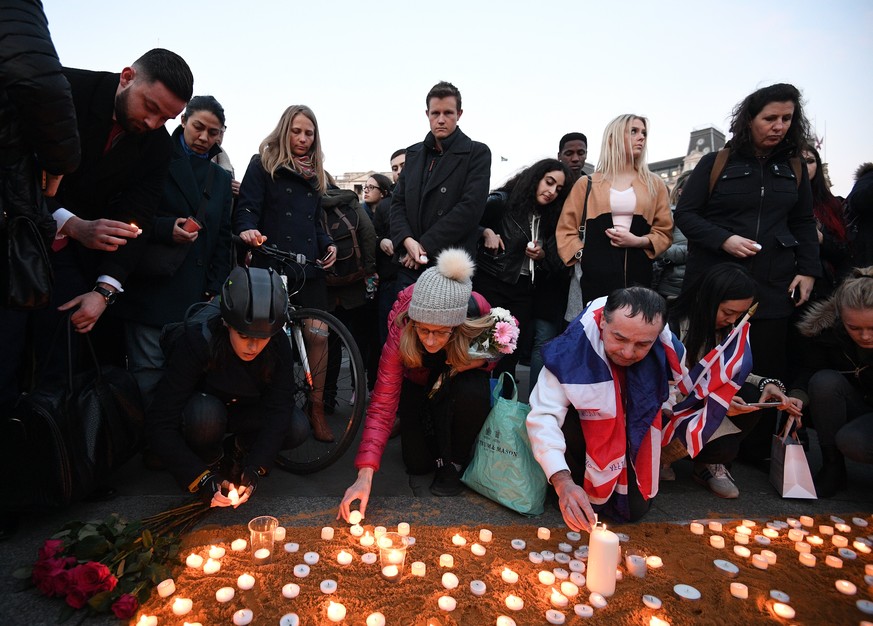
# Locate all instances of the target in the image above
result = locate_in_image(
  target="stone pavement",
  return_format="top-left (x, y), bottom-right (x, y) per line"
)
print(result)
top-left (2, 366), bottom-right (871, 624)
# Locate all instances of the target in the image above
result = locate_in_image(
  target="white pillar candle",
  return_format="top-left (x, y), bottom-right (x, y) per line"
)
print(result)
top-left (442, 572), bottom-right (459, 589)
top-left (799, 515), bottom-right (814, 527)
top-left (185, 553), bottom-right (203, 569)
top-left (751, 554), bottom-right (768, 570)
top-left (538, 527), bottom-right (551, 540)
top-left (825, 555), bottom-right (843, 568)
top-left (157, 578), bottom-right (175, 598)
top-left (496, 617), bottom-right (517, 626)
top-left (203, 558), bottom-right (221, 574)
top-left (733, 546), bottom-right (751, 558)
top-left (208, 545), bottom-right (226, 559)
top-left (772, 603), bottom-right (795, 619)
top-left (439, 554), bottom-right (454, 568)
top-left (710, 536), bottom-right (725, 549)
top-left (510, 539), bottom-right (526, 550)
top-left (504, 594), bottom-right (524, 611)
top-left (730, 583), bottom-right (748, 599)
top-left (279, 615), bottom-right (298, 626)
top-left (538, 570), bottom-right (556, 585)
top-left (237, 573), bottom-right (255, 590)
top-left (529, 551), bottom-right (544, 564)
top-left (795, 542), bottom-right (811, 554)
top-left (349, 524), bottom-right (364, 537)
top-left (438, 596), bottom-right (457, 612)
top-left (690, 522), bottom-right (704, 535)
top-left (470, 580), bottom-right (487, 596)
top-left (479, 528), bottom-right (493, 543)
top-left (274, 527), bottom-right (286, 542)
top-left (320, 579), bottom-right (337, 594)
top-left (172, 598), bottom-right (193, 616)
top-left (361, 553), bottom-right (377, 565)
top-left (561, 581), bottom-right (579, 597)
top-left (360, 532), bottom-right (375, 547)
top-left (411, 561), bottom-right (426, 576)
top-left (231, 539), bottom-right (247, 551)
top-left (788, 529), bottom-right (804, 542)
top-left (327, 601), bottom-right (346, 622)
top-left (397, 522), bottom-right (410, 536)
top-left (321, 527), bottom-right (334, 540)
top-left (348, 510), bottom-right (363, 525)
top-left (574, 604), bottom-right (594, 617)
top-left (366, 613), bottom-right (385, 626)
top-left (589, 592), bottom-right (608, 608)
top-left (216, 586), bottom-right (235, 602)
top-left (233, 609), bottom-right (253, 626)
top-left (819, 525), bottom-right (834, 536)
top-left (452, 533), bottom-right (467, 546)
top-left (734, 533), bottom-right (749, 545)
top-left (501, 567), bottom-right (519, 584)
top-left (471, 543), bottom-right (486, 556)
top-left (799, 553), bottom-right (816, 567)
top-left (708, 521), bottom-right (723, 532)
top-left (284, 542), bottom-right (300, 553)
top-left (587, 523), bottom-right (619, 597)
top-left (545, 609), bottom-right (565, 624)
top-left (336, 550), bottom-right (353, 566)
top-left (832, 535), bottom-right (849, 548)
top-left (293, 564), bottom-right (310, 578)
top-left (282, 583), bottom-right (300, 599)
top-left (761, 550), bottom-right (777, 565)
top-left (646, 556), bottom-right (663, 569)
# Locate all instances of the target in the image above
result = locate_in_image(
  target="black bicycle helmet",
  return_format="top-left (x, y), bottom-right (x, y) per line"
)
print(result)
top-left (220, 266), bottom-right (287, 338)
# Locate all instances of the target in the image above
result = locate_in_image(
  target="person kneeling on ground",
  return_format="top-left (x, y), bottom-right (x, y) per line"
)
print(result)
top-left (146, 266), bottom-right (308, 507)
top-left (338, 249), bottom-right (494, 521)
top-left (527, 287), bottom-right (685, 530)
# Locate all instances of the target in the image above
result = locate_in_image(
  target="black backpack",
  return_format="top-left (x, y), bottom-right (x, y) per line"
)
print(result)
top-left (321, 189), bottom-right (367, 287)
top-left (159, 301), bottom-right (219, 358)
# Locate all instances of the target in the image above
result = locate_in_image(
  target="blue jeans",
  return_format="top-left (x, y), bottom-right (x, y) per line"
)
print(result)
top-left (808, 369), bottom-right (873, 463)
top-left (529, 318), bottom-right (561, 395)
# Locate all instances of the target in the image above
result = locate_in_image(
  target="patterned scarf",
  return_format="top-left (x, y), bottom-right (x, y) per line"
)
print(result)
top-left (291, 155), bottom-right (317, 181)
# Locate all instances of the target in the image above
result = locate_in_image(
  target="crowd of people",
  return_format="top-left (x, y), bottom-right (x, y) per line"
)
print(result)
top-left (2, 4), bottom-right (872, 537)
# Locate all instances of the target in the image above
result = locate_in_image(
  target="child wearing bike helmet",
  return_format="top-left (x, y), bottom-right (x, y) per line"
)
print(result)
top-left (146, 266), bottom-right (308, 507)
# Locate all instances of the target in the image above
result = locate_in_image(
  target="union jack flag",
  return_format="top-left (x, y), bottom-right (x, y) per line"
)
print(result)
top-left (662, 311), bottom-right (755, 458)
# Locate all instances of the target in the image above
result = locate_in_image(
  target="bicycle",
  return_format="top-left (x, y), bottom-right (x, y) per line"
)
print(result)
top-left (233, 236), bottom-right (366, 474)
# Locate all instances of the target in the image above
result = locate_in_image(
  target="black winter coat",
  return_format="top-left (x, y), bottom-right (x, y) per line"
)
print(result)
top-left (675, 147), bottom-right (820, 319)
top-left (847, 163), bottom-right (873, 268)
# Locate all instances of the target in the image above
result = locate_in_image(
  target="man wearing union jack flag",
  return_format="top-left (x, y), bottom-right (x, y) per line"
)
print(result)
top-left (527, 287), bottom-right (686, 531)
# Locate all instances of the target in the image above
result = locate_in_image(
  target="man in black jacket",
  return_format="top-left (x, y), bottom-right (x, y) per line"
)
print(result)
top-left (390, 81), bottom-right (491, 289)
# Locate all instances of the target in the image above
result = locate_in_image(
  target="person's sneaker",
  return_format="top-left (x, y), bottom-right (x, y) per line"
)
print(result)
top-left (692, 463), bottom-right (739, 499)
top-left (430, 464), bottom-right (464, 497)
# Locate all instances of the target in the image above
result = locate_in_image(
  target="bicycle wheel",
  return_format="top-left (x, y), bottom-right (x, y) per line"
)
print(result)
top-left (274, 307), bottom-right (366, 474)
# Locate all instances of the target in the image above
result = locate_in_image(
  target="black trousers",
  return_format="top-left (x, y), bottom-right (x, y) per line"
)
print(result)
top-left (471, 272), bottom-right (534, 380)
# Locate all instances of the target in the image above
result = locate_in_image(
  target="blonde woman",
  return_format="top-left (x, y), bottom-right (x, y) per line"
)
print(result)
top-left (557, 114), bottom-right (673, 304)
top-left (235, 105), bottom-right (337, 441)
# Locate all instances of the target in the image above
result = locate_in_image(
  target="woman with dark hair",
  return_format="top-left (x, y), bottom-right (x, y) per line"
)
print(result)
top-left (365, 173), bottom-right (399, 344)
top-left (800, 143), bottom-right (851, 298)
top-left (652, 171), bottom-right (691, 300)
top-left (665, 263), bottom-right (801, 497)
top-left (475, 158), bottom-right (573, 379)
top-left (674, 83), bottom-right (819, 461)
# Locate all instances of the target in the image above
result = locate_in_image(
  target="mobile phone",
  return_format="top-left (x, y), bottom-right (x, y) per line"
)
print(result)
top-left (182, 217), bottom-right (202, 233)
top-left (791, 287), bottom-right (801, 303)
top-left (747, 401), bottom-right (782, 408)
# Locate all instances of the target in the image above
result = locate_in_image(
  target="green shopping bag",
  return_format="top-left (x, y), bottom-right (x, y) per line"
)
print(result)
top-left (462, 372), bottom-right (547, 516)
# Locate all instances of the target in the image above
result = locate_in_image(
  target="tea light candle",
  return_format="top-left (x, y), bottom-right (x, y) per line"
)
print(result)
top-left (203, 558), bottom-right (221, 574)
top-left (440, 554), bottom-right (454, 568)
top-left (554, 567), bottom-right (569, 580)
top-left (649, 617), bottom-right (669, 626)
top-left (233, 609), bottom-right (253, 626)
top-left (172, 598), bottom-right (193, 616)
top-left (854, 516), bottom-right (869, 527)
top-left (770, 590), bottom-right (790, 603)
top-left (574, 604), bottom-right (594, 617)
top-left (761, 550), bottom-right (777, 565)
top-left (418, 254), bottom-right (428, 264)
top-left (215, 586), bottom-right (235, 603)
top-left (274, 527), bottom-right (286, 541)
top-left (752, 554), bottom-right (768, 570)
top-left (438, 596), bottom-right (456, 612)
top-left (538, 527), bottom-right (551, 540)
top-left (135, 616), bottom-right (157, 626)
top-left (799, 515), bottom-right (814, 527)
top-left (799, 553), bottom-right (816, 567)
top-left (807, 535), bottom-right (823, 546)
top-left (788, 529), bottom-right (804, 542)
top-left (327, 601), bottom-right (346, 622)
top-left (282, 583), bottom-right (300, 599)
top-left (374, 526), bottom-right (387, 540)
top-left (336, 550), bottom-right (353, 566)
top-left (545, 609), bottom-right (565, 624)
top-left (733, 546), bottom-right (751, 558)
top-left (284, 542), bottom-right (300, 553)
top-left (320, 579), bottom-right (337, 594)
top-left (626, 554), bottom-right (647, 577)
top-left (279, 615), bottom-right (298, 626)
top-left (838, 547), bottom-right (857, 559)
top-left (714, 559), bottom-right (739, 576)
top-left (763, 528), bottom-right (779, 539)
top-left (396, 522), bottom-right (410, 536)
top-left (673, 584), bottom-right (701, 600)
top-left (231, 539), bottom-right (247, 551)
top-left (825, 555), bottom-right (843, 568)
top-left (529, 551), bottom-right (544, 564)
top-left (501, 567), bottom-right (519, 584)
top-left (510, 539), bottom-right (526, 550)
top-left (569, 560), bottom-right (585, 573)
top-left (350, 524), bottom-right (364, 537)
top-left (185, 553), bottom-right (203, 568)
top-left (735, 533), bottom-right (750, 545)
top-left (471, 543), bottom-right (486, 556)
top-left (237, 573), bottom-right (256, 590)
top-left (442, 572), bottom-right (459, 589)
top-left (470, 580), bottom-right (487, 596)
top-left (208, 545), bottom-right (226, 559)
top-left (411, 561), bottom-right (426, 576)
top-left (710, 536), bottom-right (725, 549)
top-left (690, 522), bottom-right (704, 535)
top-left (858, 600), bottom-right (873, 615)
top-left (855, 541), bottom-right (872, 554)
top-left (558, 542), bottom-right (573, 553)
top-left (574, 546), bottom-right (589, 560)
top-left (567, 531), bottom-right (582, 542)
top-left (819, 524), bottom-right (834, 536)
top-left (505, 594), bottom-right (524, 611)
top-left (786, 517), bottom-right (801, 528)
top-left (541, 550), bottom-right (556, 561)
top-left (538, 570), bottom-right (556, 585)
top-left (772, 603), bottom-right (795, 619)
top-left (741, 519), bottom-right (756, 528)
top-left (496, 617), bottom-right (517, 626)
top-left (832, 535), bottom-right (848, 548)
top-left (867, 563), bottom-right (873, 576)
top-left (736, 525), bottom-right (752, 536)
top-left (835, 522), bottom-right (851, 533)
top-left (643, 594), bottom-right (662, 609)
top-left (366, 613), bottom-right (385, 626)
top-left (293, 564), bottom-right (310, 578)
top-left (589, 592), bottom-right (608, 608)
top-left (361, 553), bottom-right (377, 565)
top-left (157, 578), bottom-right (175, 598)
top-left (321, 527), bottom-right (334, 540)
top-left (561, 581), bottom-right (579, 597)
top-left (348, 510), bottom-right (363, 525)
top-left (730, 583), bottom-right (748, 599)
top-left (479, 528), bottom-right (493, 543)
top-left (571, 571), bottom-right (586, 586)
top-left (646, 555), bottom-right (663, 569)
top-left (708, 521), bottom-right (723, 532)
top-left (452, 533), bottom-right (467, 546)
top-left (360, 532), bottom-right (375, 547)
top-left (253, 548), bottom-right (271, 565)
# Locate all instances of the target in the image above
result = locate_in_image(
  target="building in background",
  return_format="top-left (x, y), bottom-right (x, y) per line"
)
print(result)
top-left (650, 125), bottom-right (726, 191)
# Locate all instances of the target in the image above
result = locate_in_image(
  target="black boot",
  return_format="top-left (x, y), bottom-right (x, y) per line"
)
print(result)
top-left (814, 445), bottom-right (847, 498)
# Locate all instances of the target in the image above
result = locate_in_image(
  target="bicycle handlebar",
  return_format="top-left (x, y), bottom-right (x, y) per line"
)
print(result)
top-left (231, 234), bottom-right (313, 268)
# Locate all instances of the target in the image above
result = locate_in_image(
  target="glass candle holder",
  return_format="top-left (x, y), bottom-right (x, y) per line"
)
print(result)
top-left (379, 532), bottom-right (408, 582)
top-left (248, 516), bottom-right (279, 565)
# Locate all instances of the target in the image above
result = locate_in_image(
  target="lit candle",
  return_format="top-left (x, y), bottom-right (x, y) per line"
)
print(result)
top-left (587, 522), bottom-right (619, 597)
top-left (411, 561), bottom-right (426, 576)
top-left (538, 527), bottom-right (551, 540)
top-left (708, 521), bottom-right (723, 532)
top-left (855, 540), bottom-right (872, 554)
top-left (646, 556), bottom-right (663, 569)
top-left (381, 565), bottom-right (400, 582)
top-left (643, 595), bottom-right (662, 609)
top-left (626, 554), bottom-right (647, 578)
top-left (471, 543), bottom-right (486, 556)
top-left (835, 522), bottom-right (852, 533)
top-left (505, 594), bottom-right (524, 611)
top-left (788, 529), bottom-right (804, 542)
top-left (216, 587), bottom-right (235, 602)
top-left (321, 527), bottom-right (334, 541)
top-left (233, 609), bottom-right (253, 626)
top-left (690, 522), bottom-right (704, 535)
top-left (501, 567), bottom-right (519, 584)
top-left (348, 510), bottom-right (363, 525)
top-left (761, 550), bottom-right (777, 565)
top-left (361, 553), bottom-right (377, 564)
top-left (203, 558), bottom-right (221, 574)
top-left (397, 522), bottom-right (410, 536)
top-left (470, 580), bottom-right (487, 596)
top-left (819, 525), bottom-right (834, 536)
top-left (649, 617), bottom-right (669, 626)
top-left (228, 488), bottom-right (240, 506)
top-left (561, 581), bottom-right (580, 597)
top-left (184, 622), bottom-right (203, 626)
top-left (710, 536), bottom-right (725, 549)
top-left (360, 532), bottom-right (375, 547)
top-left (538, 570), bottom-right (556, 585)
top-left (285, 542), bottom-right (300, 553)
top-left (799, 515), bottom-right (814, 527)
top-left (589, 592), bottom-right (608, 609)
top-left (333, 550), bottom-right (352, 566)
top-left (366, 613), bottom-right (385, 626)
top-left (279, 615), bottom-right (298, 626)
top-left (157, 578), bottom-right (175, 598)
top-left (274, 527), bottom-right (286, 541)
top-left (510, 539), bottom-right (526, 550)
top-left (832, 535), bottom-right (848, 548)
top-left (320, 579), bottom-right (337, 594)
top-left (327, 601), bottom-right (346, 622)
top-left (799, 553), bottom-right (816, 567)
top-left (496, 617), bottom-right (517, 626)
top-left (763, 528), bottom-right (779, 539)
top-left (253, 548), bottom-right (271, 566)
top-left (734, 533), bottom-right (749, 545)
top-left (282, 583), bottom-right (300, 599)
top-left (529, 551), bottom-right (544, 564)
top-left (736, 526), bottom-right (752, 536)
top-left (185, 553), bottom-right (203, 569)
top-left (733, 546), bottom-right (751, 558)
top-left (442, 572), bottom-right (459, 589)
top-left (438, 596), bottom-right (457, 611)
top-left (135, 616), bottom-right (157, 626)
top-left (730, 583), bottom-right (748, 599)
top-left (172, 598), bottom-right (193, 616)
top-left (231, 539), bottom-right (247, 551)
top-left (303, 551), bottom-right (320, 565)
top-left (825, 555), bottom-right (843, 568)
top-left (867, 563), bottom-right (873, 576)
top-left (772, 603), bottom-right (795, 619)
top-left (479, 528), bottom-right (493, 543)
top-left (545, 609), bottom-right (565, 624)
top-left (751, 554), bottom-right (768, 570)
top-left (741, 519), bottom-right (756, 528)
top-left (574, 604), bottom-right (594, 617)
top-left (374, 526), bottom-right (387, 540)
top-left (208, 545), bottom-right (226, 559)
top-left (439, 554), bottom-right (454, 568)
top-left (807, 535), bottom-right (823, 546)
top-left (452, 533), bottom-right (467, 546)
top-left (237, 573), bottom-right (255, 590)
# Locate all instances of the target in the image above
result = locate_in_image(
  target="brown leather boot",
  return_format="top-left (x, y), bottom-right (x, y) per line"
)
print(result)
top-left (308, 403), bottom-right (335, 442)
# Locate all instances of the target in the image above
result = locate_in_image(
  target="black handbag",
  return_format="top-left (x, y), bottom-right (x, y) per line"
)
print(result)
top-left (1, 213), bottom-right (54, 310)
top-left (475, 242), bottom-right (508, 278)
top-left (1, 318), bottom-right (143, 510)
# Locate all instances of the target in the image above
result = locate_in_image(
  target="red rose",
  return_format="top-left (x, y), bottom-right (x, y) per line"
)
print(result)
top-left (67, 562), bottom-right (117, 596)
top-left (111, 594), bottom-right (139, 619)
top-left (32, 560), bottom-right (70, 597)
top-left (65, 587), bottom-right (89, 610)
top-left (38, 539), bottom-right (65, 561)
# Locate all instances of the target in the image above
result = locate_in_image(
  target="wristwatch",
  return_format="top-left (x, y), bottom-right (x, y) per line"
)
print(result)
top-left (92, 285), bottom-right (118, 305)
